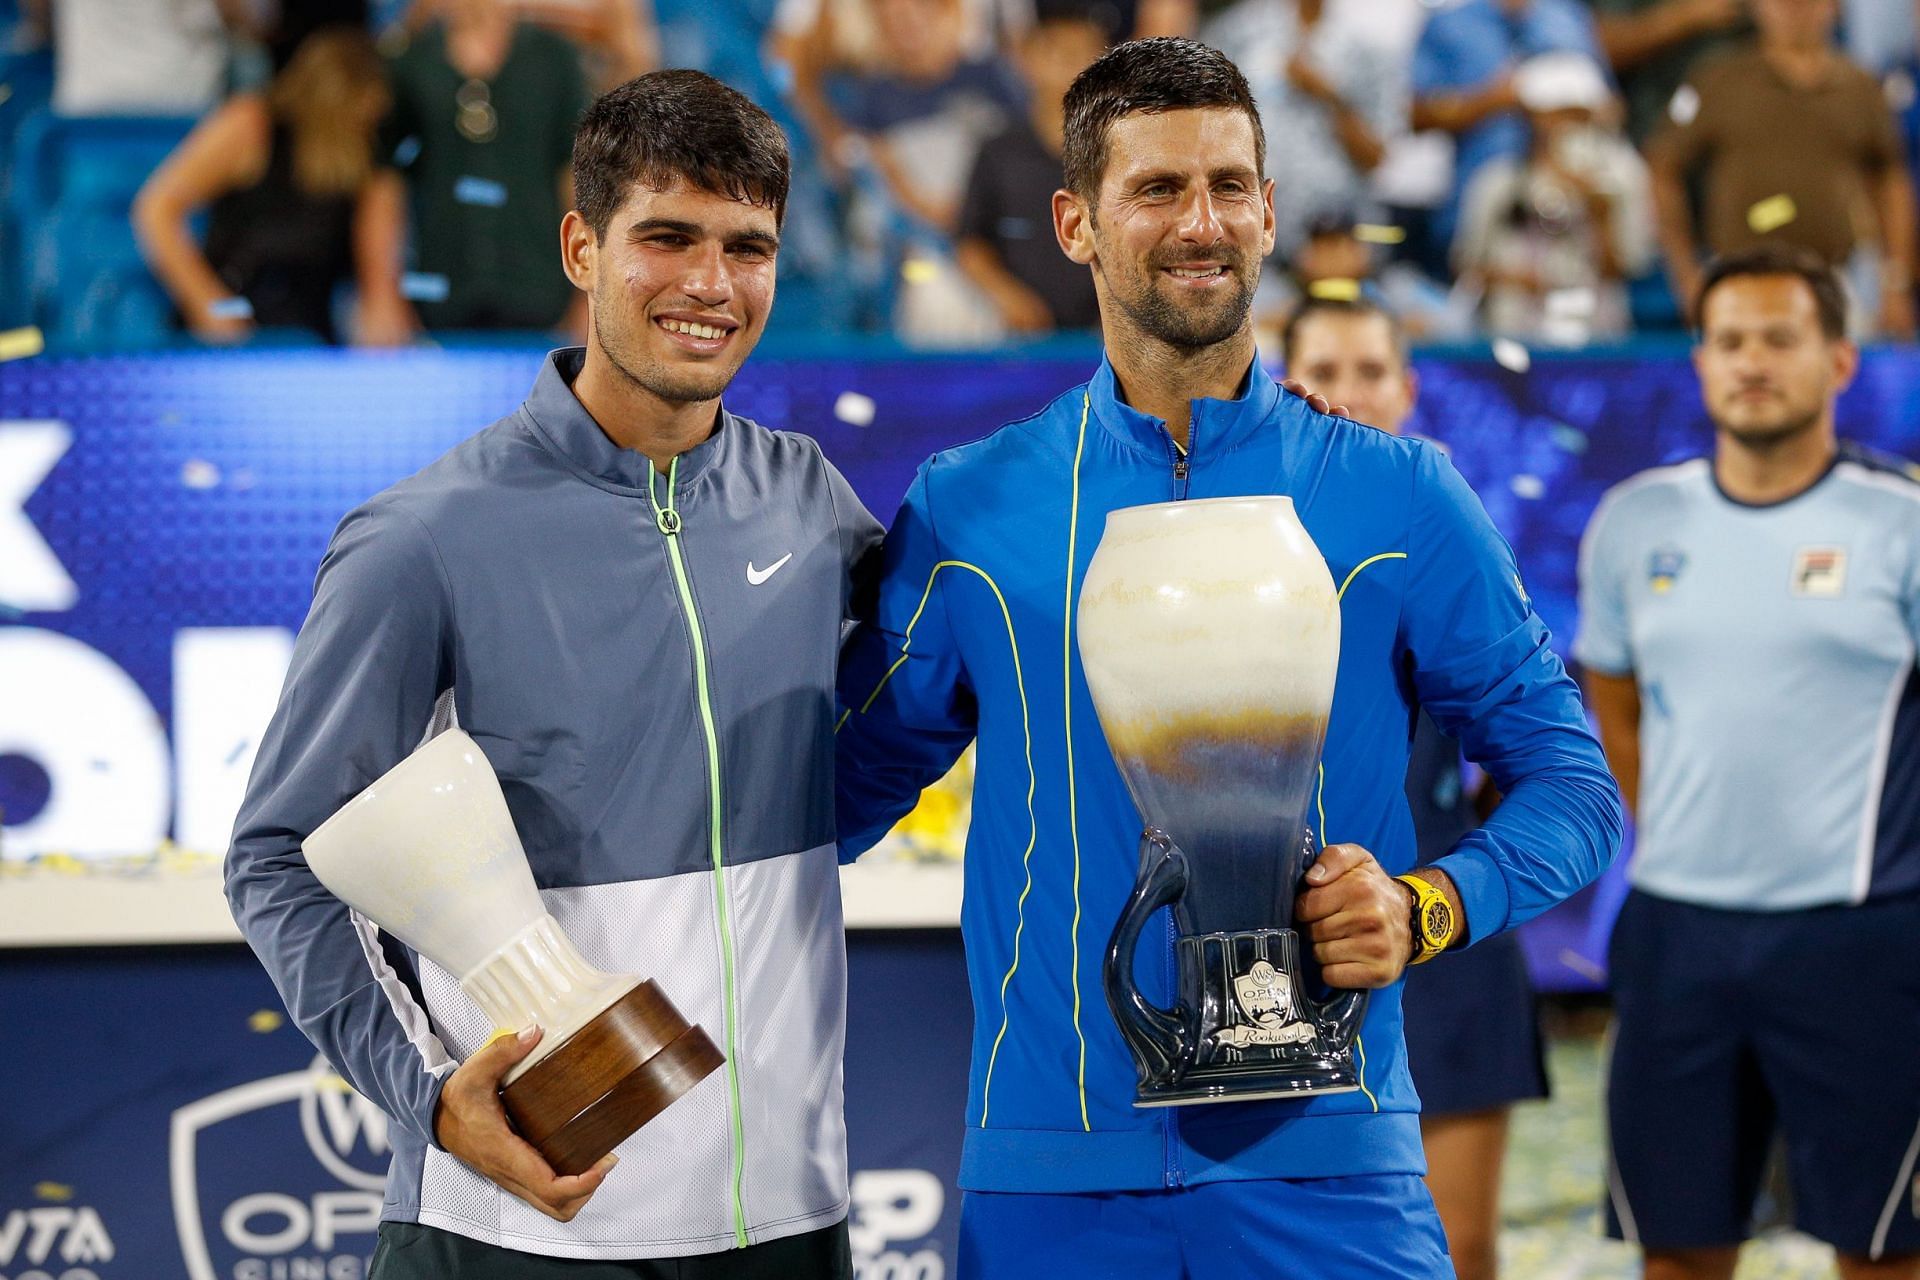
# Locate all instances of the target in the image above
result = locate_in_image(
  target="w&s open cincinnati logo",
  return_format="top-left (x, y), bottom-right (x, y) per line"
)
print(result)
top-left (171, 1056), bottom-right (388, 1280)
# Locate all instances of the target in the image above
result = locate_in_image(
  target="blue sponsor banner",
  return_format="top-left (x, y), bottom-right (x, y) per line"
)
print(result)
top-left (0, 934), bottom-right (971, 1280)
top-left (3, 340), bottom-right (1920, 1278)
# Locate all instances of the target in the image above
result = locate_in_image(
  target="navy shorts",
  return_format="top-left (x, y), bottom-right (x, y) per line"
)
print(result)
top-left (958, 1176), bottom-right (1451, 1280)
top-left (1401, 929), bottom-right (1548, 1116)
top-left (1605, 889), bottom-right (1920, 1258)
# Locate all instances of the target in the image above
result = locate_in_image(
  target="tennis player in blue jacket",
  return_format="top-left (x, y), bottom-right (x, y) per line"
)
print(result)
top-left (835, 38), bottom-right (1622, 1280)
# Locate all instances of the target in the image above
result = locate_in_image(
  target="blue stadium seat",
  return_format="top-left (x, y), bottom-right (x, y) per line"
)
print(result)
top-left (10, 110), bottom-right (196, 347)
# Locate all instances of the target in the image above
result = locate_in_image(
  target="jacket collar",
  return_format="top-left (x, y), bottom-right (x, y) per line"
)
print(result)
top-left (1087, 349), bottom-right (1283, 464)
top-left (521, 347), bottom-right (729, 495)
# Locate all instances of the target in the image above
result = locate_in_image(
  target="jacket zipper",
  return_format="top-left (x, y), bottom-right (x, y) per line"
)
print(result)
top-left (1165, 429), bottom-right (1189, 1186)
top-left (648, 455), bottom-right (751, 1248)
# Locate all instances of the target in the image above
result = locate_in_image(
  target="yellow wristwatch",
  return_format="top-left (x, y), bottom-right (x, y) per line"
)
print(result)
top-left (1396, 874), bottom-right (1457, 966)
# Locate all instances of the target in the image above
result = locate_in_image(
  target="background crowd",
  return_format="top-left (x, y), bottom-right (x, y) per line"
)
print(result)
top-left (1, 0), bottom-right (1916, 350)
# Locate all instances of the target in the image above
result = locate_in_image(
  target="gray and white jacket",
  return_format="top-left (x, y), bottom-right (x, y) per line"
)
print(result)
top-left (226, 348), bottom-right (882, 1258)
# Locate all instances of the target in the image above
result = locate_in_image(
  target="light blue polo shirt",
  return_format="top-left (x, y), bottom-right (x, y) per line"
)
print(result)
top-left (1576, 446), bottom-right (1920, 910)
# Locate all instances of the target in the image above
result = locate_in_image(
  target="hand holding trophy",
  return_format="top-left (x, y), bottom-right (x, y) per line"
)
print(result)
top-left (301, 729), bottom-right (723, 1189)
top-left (1078, 496), bottom-right (1368, 1105)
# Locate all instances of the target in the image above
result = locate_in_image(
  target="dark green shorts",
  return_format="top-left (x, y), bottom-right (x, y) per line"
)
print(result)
top-left (368, 1219), bottom-right (851, 1279)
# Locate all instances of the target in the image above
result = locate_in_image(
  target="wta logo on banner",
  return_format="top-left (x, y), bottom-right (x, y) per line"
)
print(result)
top-left (170, 1057), bottom-right (387, 1280)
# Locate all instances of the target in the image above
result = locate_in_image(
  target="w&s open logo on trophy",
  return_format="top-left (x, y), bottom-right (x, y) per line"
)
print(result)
top-left (1077, 496), bottom-right (1367, 1106)
top-left (301, 729), bottom-right (722, 1172)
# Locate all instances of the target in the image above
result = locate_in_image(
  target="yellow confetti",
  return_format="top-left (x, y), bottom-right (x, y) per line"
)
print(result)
top-left (900, 258), bottom-right (939, 285)
top-left (247, 1010), bottom-right (284, 1033)
top-left (0, 326), bottom-right (44, 362)
top-left (1306, 277), bottom-right (1362, 302)
top-left (1747, 194), bottom-right (1797, 235)
top-left (1353, 223), bottom-right (1406, 245)
top-left (34, 1182), bottom-right (73, 1201)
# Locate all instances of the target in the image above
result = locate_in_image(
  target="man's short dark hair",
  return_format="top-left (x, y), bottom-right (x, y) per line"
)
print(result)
top-left (1279, 296), bottom-right (1408, 366)
top-left (1696, 244), bottom-right (1850, 341)
top-left (1061, 37), bottom-right (1265, 205)
top-left (573, 70), bottom-right (790, 237)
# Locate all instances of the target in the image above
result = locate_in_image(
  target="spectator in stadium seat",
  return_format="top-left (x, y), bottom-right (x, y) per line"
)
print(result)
top-left (1201, 0), bottom-right (1405, 261)
top-left (133, 28), bottom-right (415, 345)
top-left (1647, 0), bottom-right (1916, 337)
top-left (1452, 53), bottom-right (1652, 342)
top-left (1411, 0), bottom-right (1608, 247)
top-left (384, 0), bottom-right (590, 333)
top-left (954, 5), bottom-right (1108, 334)
top-left (1584, 0), bottom-right (1750, 145)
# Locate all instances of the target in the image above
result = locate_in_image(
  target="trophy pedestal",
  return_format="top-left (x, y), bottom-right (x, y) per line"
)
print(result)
top-left (500, 979), bottom-right (725, 1175)
top-left (1132, 1057), bottom-right (1359, 1108)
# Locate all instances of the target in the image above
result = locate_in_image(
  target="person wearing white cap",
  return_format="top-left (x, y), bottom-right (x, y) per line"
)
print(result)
top-left (1451, 53), bottom-right (1653, 343)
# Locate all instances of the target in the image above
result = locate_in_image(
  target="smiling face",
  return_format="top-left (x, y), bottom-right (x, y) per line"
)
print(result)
top-left (1285, 309), bottom-right (1416, 434)
top-left (1057, 107), bottom-right (1274, 353)
top-left (563, 178), bottom-right (779, 406)
top-left (1694, 273), bottom-right (1855, 448)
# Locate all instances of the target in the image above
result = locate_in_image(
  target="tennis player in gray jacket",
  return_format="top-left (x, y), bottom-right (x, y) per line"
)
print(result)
top-left (226, 71), bottom-right (879, 1277)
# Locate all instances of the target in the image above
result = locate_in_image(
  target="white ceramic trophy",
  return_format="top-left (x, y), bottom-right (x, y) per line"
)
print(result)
top-left (302, 728), bottom-right (722, 1171)
top-left (1078, 496), bottom-right (1367, 1104)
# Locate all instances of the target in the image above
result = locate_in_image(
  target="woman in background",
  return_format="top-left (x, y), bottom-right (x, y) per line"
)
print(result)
top-left (134, 28), bottom-right (415, 345)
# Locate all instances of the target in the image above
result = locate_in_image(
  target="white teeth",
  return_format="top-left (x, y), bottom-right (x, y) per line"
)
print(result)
top-left (662, 319), bottom-right (727, 339)
top-left (1169, 267), bottom-right (1225, 279)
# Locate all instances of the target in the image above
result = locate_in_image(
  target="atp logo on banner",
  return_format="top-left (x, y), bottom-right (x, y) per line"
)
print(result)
top-left (170, 1057), bottom-right (388, 1280)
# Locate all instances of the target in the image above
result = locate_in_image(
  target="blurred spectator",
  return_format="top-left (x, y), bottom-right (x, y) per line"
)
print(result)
top-left (1411, 0), bottom-right (1608, 246)
top-left (385, 0), bottom-right (589, 332)
top-left (1254, 211), bottom-right (1476, 345)
top-left (837, 0), bottom-right (1022, 231)
top-left (406, 0), bottom-right (661, 91)
top-left (1647, 0), bottom-right (1915, 336)
top-left (51, 0), bottom-right (251, 115)
top-left (1453, 53), bottom-right (1652, 342)
top-left (769, 0), bottom-right (1022, 179)
top-left (1842, 0), bottom-right (1915, 73)
top-left (515, 0), bottom-right (659, 91)
top-left (1586, 0), bottom-right (1750, 144)
top-left (954, 7), bottom-right (1107, 333)
top-left (1202, 0), bottom-right (1404, 258)
top-left (132, 28), bottom-right (413, 344)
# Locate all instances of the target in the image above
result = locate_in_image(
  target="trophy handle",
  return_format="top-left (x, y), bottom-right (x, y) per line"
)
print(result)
top-left (1103, 829), bottom-right (1192, 1086)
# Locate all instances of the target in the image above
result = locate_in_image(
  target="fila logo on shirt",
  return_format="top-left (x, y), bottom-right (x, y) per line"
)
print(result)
top-left (1790, 546), bottom-right (1847, 598)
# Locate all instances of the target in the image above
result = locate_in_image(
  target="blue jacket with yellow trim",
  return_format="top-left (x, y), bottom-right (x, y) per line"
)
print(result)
top-left (836, 355), bottom-right (1622, 1193)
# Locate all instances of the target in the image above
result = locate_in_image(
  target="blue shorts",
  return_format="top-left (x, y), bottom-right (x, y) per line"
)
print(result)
top-left (1605, 889), bottom-right (1920, 1258)
top-left (1401, 929), bottom-right (1548, 1116)
top-left (958, 1176), bottom-right (1451, 1280)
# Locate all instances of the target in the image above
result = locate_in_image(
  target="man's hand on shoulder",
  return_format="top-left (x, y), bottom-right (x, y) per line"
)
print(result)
top-left (434, 1025), bottom-right (617, 1222)
top-left (1294, 843), bottom-right (1415, 988)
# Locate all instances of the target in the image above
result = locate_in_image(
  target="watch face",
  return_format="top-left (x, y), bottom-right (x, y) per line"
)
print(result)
top-left (1423, 898), bottom-right (1453, 942)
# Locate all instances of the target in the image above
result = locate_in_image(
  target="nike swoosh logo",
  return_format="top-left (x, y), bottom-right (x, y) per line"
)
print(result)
top-left (746, 553), bottom-right (794, 586)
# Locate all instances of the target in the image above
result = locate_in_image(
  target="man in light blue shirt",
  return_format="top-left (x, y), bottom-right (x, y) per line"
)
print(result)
top-left (1577, 244), bottom-right (1920, 1280)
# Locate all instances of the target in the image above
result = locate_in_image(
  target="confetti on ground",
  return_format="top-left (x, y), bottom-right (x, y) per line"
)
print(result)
top-left (33, 1182), bottom-right (73, 1201)
top-left (180, 459), bottom-right (221, 490)
top-left (248, 1010), bottom-right (285, 1034)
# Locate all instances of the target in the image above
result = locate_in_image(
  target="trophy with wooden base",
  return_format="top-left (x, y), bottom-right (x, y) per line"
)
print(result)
top-left (301, 729), bottom-right (723, 1173)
